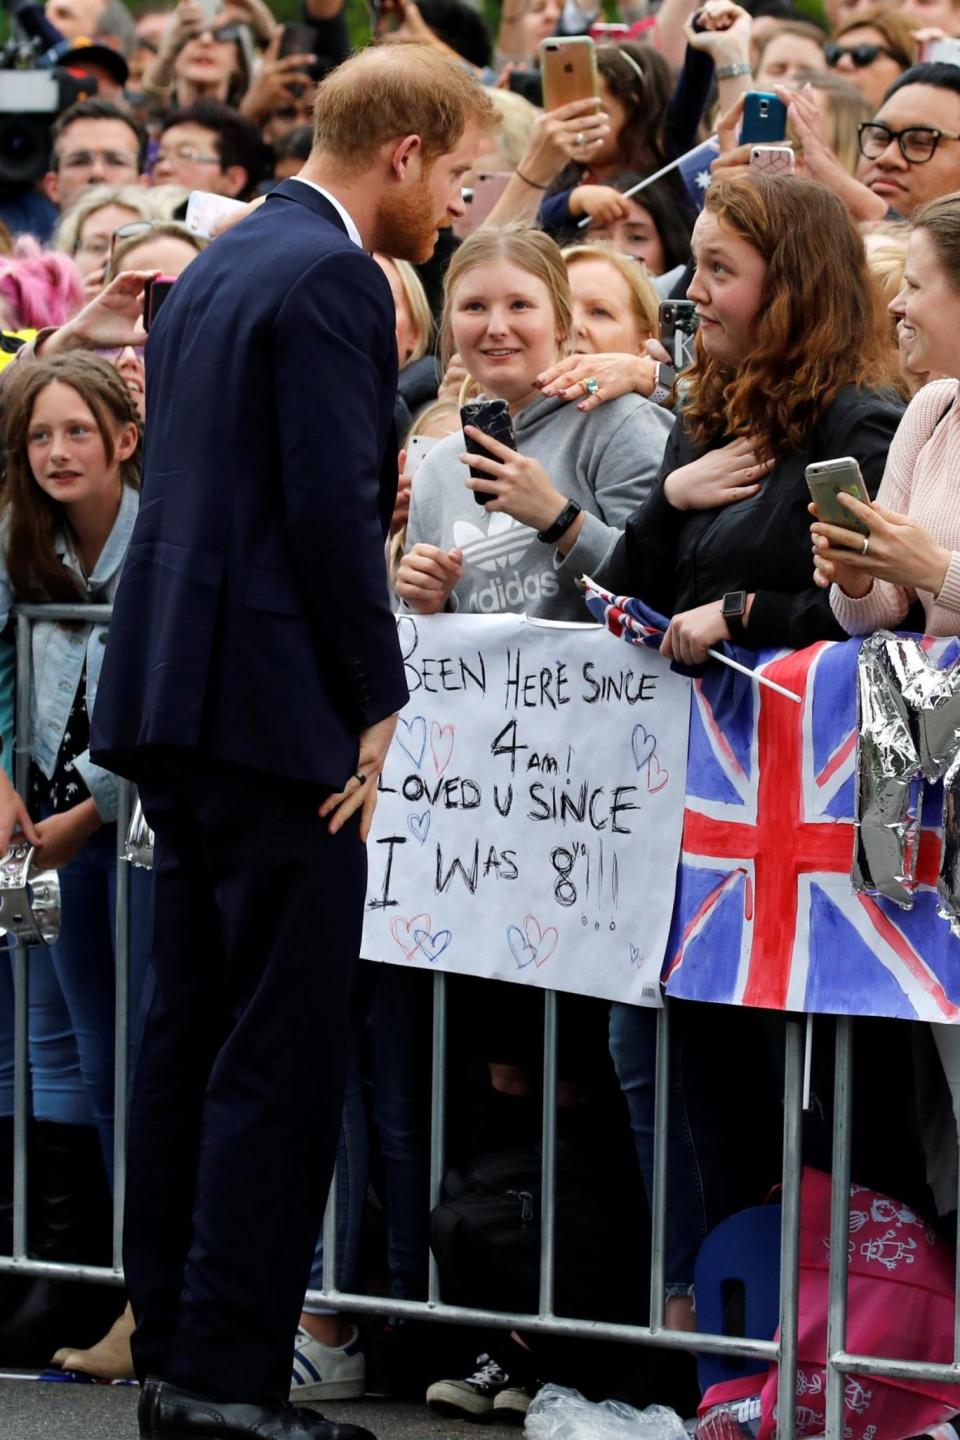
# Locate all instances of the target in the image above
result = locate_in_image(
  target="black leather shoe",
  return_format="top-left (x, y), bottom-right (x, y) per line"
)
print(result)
top-left (138, 1378), bottom-right (378, 1439)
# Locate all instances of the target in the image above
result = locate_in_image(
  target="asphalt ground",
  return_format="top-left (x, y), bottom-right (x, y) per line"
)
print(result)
top-left (0, 1375), bottom-right (492, 1440)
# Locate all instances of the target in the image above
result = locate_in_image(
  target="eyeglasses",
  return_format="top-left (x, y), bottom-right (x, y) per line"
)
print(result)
top-left (824, 41), bottom-right (900, 69)
top-left (59, 149), bottom-right (139, 171)
top-left (857, 120), bottom-right (960, 163)
top-left (109, 219), bottom-right (168, 263)
top-left (153, 143), bottom-right (221, 166)
top-left (199, 22), bottom-right (242, 42)
top-left (96, 346), bottom-right (146, 362)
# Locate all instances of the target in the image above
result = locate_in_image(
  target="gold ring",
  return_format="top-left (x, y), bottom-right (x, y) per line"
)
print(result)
top-left (584, 376), bottom-right (600, 396)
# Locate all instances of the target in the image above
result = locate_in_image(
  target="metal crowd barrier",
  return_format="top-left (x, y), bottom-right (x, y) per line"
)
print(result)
top-left (1, 604), bottom-right (958, 1440)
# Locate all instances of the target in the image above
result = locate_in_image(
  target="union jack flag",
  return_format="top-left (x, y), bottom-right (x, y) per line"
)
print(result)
top-left (582, 578), bottom-right (960, 1020)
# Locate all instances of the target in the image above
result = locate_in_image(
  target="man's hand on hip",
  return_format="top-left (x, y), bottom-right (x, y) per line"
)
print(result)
top-left (319, 714), bottom-right (399, 841)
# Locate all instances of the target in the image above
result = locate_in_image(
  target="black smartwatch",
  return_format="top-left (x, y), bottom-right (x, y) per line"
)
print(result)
top-left (721, 589), bottom-right (748, 642)
top-left (537, 499), bottom-right (582, 545)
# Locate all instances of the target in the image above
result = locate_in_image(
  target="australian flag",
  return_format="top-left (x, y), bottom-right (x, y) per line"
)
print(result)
top-left (676, 135), bottom-right (721, 212)
top-left (583, 578), bottom-right (960, 1021)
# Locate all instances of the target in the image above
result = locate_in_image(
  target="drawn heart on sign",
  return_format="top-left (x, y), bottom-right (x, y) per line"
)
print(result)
top-left (396, 615), bottom-right (418, 661)
top-left (507, 914), bottom-right (559, 970)
top-left (390, 913), bottom-right (432, 961)
top-left (430, 721), bottom-right (455, 777)
top-left (407, 810), bottom-right (431, 845)
top-left (629, 943), bottom-right (641, 967)
top-left (413, 927), bottom-right (453, 963)
top-left (646, 755), bottom-right (669, 795)
top-left (631, 723), bottom-right (656, 772)
top-left (396, 715), bottom-right (427, 769)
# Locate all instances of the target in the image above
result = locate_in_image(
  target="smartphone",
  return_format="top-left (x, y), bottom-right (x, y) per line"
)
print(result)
top-left (461, 399), bottom-right (516, 506)
top-left (507, 67), bottom-right (543, 106)
top-left (805, 457), bottom-right (871, 537)
top-left (185, 190), bottom-right (248, 238)
top-left (749, 144), bottom-right (795, 177)
top-left (143, 275), bottom-right (176, 332)
top-left (406, 434), bottom-right (440, 478)
top-left (740, 91), bottom-right (788, 145)
top-left (540, 36), bottom-right (599, 112)
top-left (456, 171), bottom-right (512, 238)
top-left (588, 20), bottom-right (629, 41)
top-left (922, 37), bottom-right (960, 64)
top-left (659, 299), bottom-right (699, 370)
top-left (278, 22), bottom-right (322, 80)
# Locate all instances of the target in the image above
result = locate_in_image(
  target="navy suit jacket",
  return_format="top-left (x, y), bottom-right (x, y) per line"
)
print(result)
top-left (90, 180), bottom-right (409, 789)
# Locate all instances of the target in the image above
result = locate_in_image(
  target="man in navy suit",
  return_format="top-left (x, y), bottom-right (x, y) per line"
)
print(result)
top-left (90, 44), bottom-right (496, 1440)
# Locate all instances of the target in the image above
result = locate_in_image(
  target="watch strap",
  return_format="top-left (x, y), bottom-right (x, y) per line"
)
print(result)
top-left (537, 499), bottom-right (582, 544)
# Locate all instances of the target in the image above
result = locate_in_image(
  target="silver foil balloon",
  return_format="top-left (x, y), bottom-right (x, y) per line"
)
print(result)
top-left (852, 634), bottom-right (922, 908)
top-left (0, 840), bottom-right (61, 946)
top-left (854, 633), bottom-right (960, 932)
top-left (123, 798), bottom-right (154, 870)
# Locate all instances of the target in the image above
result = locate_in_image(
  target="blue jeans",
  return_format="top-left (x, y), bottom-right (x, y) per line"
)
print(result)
top-left (0, 823), bottom-right (153, 1187)
top-left (305, 963), bottom-right (430, 1313)
top-left (0, 947), bottom-right (92, 1126)
top-left (609, 999), bottom-right (722, 1294)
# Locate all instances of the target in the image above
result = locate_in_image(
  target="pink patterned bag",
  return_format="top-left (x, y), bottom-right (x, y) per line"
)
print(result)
top-left (758, 1168), bottom-right (960, 1440)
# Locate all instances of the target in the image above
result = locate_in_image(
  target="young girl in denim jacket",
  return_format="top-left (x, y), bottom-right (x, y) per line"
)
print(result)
top-left (0, 353), bottom-right (151, 1180)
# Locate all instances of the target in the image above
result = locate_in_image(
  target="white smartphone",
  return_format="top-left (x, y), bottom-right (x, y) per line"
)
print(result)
top-left (406, 434), bottom-right (440, 477)
top-left (923, 37), bottom-right (960, 65)
top-left (805, 457), bottom-right (871, 537)
top-left (185, 190), bottom-right (249, 239)
top-left (749, 144), bottom-right (796, 177)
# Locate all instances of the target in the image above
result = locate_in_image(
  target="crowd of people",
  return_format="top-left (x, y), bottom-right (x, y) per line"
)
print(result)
top-left (2, 0), bottom-right (960, 1431)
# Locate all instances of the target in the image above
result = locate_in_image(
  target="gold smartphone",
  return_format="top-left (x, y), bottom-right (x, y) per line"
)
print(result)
top-left (540, 36), bottom-right (599, 112)
top-left (805, 457), bottom-right (871, 538)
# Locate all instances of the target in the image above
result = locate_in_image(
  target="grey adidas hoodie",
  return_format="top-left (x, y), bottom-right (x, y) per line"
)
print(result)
top-left (404, 391), bottom-right (674, 621)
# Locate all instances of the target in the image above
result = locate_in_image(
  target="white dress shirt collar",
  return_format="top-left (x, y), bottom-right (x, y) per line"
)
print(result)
top-left (288, 177), bottom-right (364, 249)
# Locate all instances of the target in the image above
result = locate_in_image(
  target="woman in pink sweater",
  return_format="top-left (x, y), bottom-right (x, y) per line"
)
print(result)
top-left (812, 194), bottom-right (960, 1207)
top-left (811, 192), bottom-right (960, 632)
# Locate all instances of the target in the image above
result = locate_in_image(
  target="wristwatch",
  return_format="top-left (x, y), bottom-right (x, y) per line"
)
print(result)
top-left (537, 499), bottom-right (582, 544)
top-left (650, 362), bottom-right (677, 408)
top-left (721, 589), bottom-right (748, 642)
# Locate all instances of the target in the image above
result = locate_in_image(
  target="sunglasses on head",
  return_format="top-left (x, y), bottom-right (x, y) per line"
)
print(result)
top-left (824, 40), bottom-right (900, 68)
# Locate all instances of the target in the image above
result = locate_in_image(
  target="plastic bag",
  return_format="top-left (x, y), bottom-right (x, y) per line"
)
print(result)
top-left (524, 1384), bottom-right (687, 1440)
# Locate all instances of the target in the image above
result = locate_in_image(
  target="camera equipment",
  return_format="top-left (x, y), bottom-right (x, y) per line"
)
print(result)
top-left (0, 0), bottom-right (98, 195)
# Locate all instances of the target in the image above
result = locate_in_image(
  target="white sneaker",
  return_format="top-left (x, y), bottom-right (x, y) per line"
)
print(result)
top-left (289, 1324), bottom-right (365, 1402)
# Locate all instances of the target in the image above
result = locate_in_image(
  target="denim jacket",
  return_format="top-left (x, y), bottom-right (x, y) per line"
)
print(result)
top-left (0, 484), bottom-right (138, 823)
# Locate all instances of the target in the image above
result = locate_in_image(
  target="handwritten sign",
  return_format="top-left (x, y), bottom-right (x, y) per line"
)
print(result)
top-left (362, 614), bottom-right (691, 1006)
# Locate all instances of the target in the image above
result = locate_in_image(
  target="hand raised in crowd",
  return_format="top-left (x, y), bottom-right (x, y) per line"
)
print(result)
top-left (683, 0), bottom-right (752, 64)
top-left (516, 97), bottom-right (612, 189)
top-left (810, 495), bottom-right (952, 598)
top-left (569, 185), bottom-right (631, 225)
top-left (438, 352), bottom-right (468, 404)
top-left (239, 29), bottom-right (316, 122)
top-left (157, 0), bottom-right (206, 61)
top-left (536, 352), bottom-right (657, 410)
top-left (33, 801), bottom-right (103, 871)
top-left (778, 84), bottom-right (886, 224)
top-left (319, 714), bottom-right (400, 841)
top-left (664, 436), bottom-right (774, 510)
top-left (662, 599), bottom-right (738, 665)
top-left (392, 448), bottom-right (413, 537)
top-left (0, 774), bottom-right (40, 857)
top-left (39, 271), bottom-right (154, 356)
top-left (395, 543), bottom-right (464, 614)
top-left (460, 426), bottom-right (568, 531)
top-left (219, 0), bottom-right (277, 44)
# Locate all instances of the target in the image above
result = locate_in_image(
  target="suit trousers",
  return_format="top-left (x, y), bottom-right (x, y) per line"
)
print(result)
top-left (127, 753), bottom-right (365, 1405)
